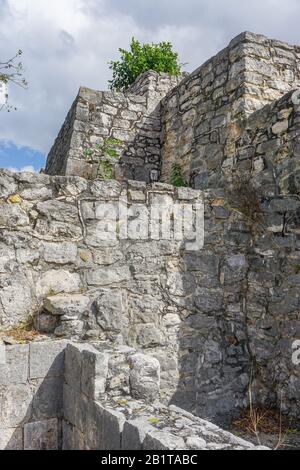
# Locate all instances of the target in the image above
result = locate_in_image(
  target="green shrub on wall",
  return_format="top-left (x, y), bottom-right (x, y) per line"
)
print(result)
top-left (170, 164), bottom-right (188, 187)
top-left (109, 38), bottom-right (181, 91)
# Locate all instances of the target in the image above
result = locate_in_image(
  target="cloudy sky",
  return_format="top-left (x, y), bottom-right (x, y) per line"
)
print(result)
top-left (1, 0), bottom-right (300, 172)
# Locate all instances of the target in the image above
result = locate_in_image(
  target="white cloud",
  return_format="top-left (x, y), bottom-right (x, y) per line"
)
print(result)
top-left (0, 0), bottom-right (300, 158)
top-left (7, 165), bottom-right (35, 173)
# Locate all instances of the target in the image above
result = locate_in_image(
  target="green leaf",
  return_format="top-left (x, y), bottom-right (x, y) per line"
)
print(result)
top-left (170, 164), bottom-right (188, 187)
top-left (148, 417), bottom-right (160, 425)
top-left (108, 38), bottom-right (181, 91)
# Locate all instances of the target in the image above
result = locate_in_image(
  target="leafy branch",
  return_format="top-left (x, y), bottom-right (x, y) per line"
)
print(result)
top-left (0, 50), bottom-right (28, 112)
top-left (109, 38), bottom-right (181, 91)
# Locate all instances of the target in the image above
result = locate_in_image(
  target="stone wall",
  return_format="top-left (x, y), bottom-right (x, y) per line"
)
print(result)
top-left (224, 90), bottom-right (300, 196)
top-left (0, 340), bottom-right (267, 450)
top-left (0, 340), bottom-right (66, 450)
top-left (45, 32), bottom-right (300, 189)
top-left (62, 342), bottom-right (267, 450)
top-left (0, 170), bottom-right (299, 427)
top-left (46, 72), bottom-right (181, 183)
top-left (2, 31), bottom-right (300, 435)
top-left (0, 171), bottom-right (205, 413)
top-left (160, 32), bottom-right (300, 185)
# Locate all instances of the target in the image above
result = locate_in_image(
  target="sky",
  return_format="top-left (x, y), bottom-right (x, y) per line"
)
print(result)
top-left (1, 0), bottom-right (300, 172)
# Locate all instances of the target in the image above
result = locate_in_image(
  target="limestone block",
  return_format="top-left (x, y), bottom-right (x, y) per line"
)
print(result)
top-left (43, 294), bottom-right (90, 318)
top-left (35, 312), bottom-right (59, 334)
top-left (63, 383), bottom-right (76, 427)
top-left (0, 245), bottom-right (15, 273)
top-left (272, 120), bottom-right (289, 135)
top-left (90, 180), bottom-right (122, 199)
top-left (36, 200), bottom-right (79, 223)
top-left (57, 177), bottom-right (88, 197)
top-left (43, 242), bottom-right (78, 264)
top-left (0, 384), bottom-right (33, 427)
top-left (80, 201), bottom-right (95, 220)
top-left (95, 404), bottom-right (125, 450)
top-left (128, 189), bottom-right (146, 202)
top-left (92, 247), bottom-right (124, 266)
top-left (129, 353), bottom-right (160, 402)
top-left (29, 340), bottom-right (67, 379)
top-left (0, 427), bottom-right (23, 450)
top-left (0, 173), bottom-right (18, 198)
top-left (65, 159), bottom-right (93, 179)
top-left (61, 420), bottom-right (74, 450)
top-left (94, 289), bottom-right (124, 332)
top-left (74, 391), bottom-right (88, 433)
top-left (143, 430), bottom-right (185, 450)
top-left (16, 247), bottom-right (40, 265)
top-left (64, 343), bottom-right (98, 391)
top-left (32, 377), bottom-right (64, 420)
top-left (72, 426), bottom-right (86, 450)
top-left (85, 401), bottom-right (103, 450)
top-left (64, 344), bottom-right (83, 392)
top-left (269, 197), bottom-right (300, 213)
top-left (36, 270), bottom-right (81, 298)
top-left (86, 266), bottom-right (131, 286)
top-left (81, 349), bottom-right (109, 400)
top-left (135, 324), bottom-right (165, 348)
top-left (101, 104), bottom-right (119, 115)
top-left (0, 204), bottom-right (29, 227)
top-left (24, 419), bottom-right (59, 450)
top-left (177, 187), bottom-right (202, 201)
top-left (194, 287), bottom-right (223, 312)
top-left (0, 273), bottom-right (34, 326)
top-left (186, 436), bottom-right (207, 450)
top-left (54, 319), bottom-right (84, 338)
top-left (122, 417), bottom-right (154, 450)
top-left (0, 344), bottom-right (29, 385)
top-left (167, 272), bottom-right (196, 297)
top-left (19, 186), bottom-right (53, 201)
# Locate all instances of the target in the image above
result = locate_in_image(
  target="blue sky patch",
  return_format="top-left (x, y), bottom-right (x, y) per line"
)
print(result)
top-left (0, 141), bottom-right (45, 172)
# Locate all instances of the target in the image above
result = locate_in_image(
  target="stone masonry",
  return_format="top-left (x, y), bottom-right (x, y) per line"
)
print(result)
top-left (0, 340), bottom-right (267, 450)
top-left (46, 72), bottom-right (181, 183)
top-left (0, 31), bottom-right (300, 450)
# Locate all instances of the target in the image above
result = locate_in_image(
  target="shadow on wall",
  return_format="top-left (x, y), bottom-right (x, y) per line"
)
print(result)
top-left (168, 202), bottom-right (253, 428)
top-left (169, 185), bottom-right (300, 429)
top-left (4, 347), bottom-right (65, 450)
top-left (118, 102), bottom-right (162, 184)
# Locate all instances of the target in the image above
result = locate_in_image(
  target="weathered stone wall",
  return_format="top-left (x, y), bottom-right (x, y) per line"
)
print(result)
top-left (0, 340), bottom-right (266, 450)
top-left (45, 32), bottom-right (300, 190)
top-left (0, 171), bottom-right (205, 412)
top-left (224, 90), bottom-right (300, 195)
top-left (46, 72), bottom-right (181, 183)
top-left (2, 31), bottom-right (300, 434)
top-left (0, 171), bottom-right (299, 427)
top-left (62, 342), bottom-right (267, 450)
top-left (0, 340), bottom-right (66, 450)
top-left (160, 32), bottom-right (300, 186)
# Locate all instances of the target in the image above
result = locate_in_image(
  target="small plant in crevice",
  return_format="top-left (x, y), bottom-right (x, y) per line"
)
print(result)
top-left (170, 163), bottom-right (188, 188)
top-left (232, 364), bottom-right (296, 450)
top-left (226, 174), bottom-right (263, 231)
top-left (84, 137), bottom-right (124, 180)
top-left (292, 264), bottom-right (300, 274)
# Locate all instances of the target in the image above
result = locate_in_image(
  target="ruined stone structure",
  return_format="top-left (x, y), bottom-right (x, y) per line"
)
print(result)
top-left (0, 340), bottom-right (267, 450)
top-left (1, 31), bottom-right (300, 450)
